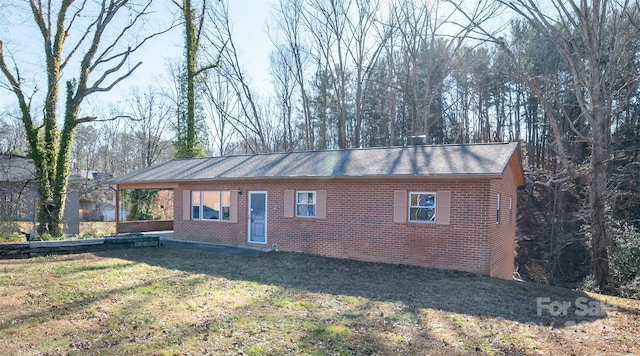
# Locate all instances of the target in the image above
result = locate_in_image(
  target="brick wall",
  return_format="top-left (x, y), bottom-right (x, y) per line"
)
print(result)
top-left (488, 157), bottom-right (519, 279)
top-left (173, 177), bottom-right (510, 277)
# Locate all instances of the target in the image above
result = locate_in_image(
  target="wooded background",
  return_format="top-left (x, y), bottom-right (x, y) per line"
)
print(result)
top-left (1, 0), bottom-right (638, 297)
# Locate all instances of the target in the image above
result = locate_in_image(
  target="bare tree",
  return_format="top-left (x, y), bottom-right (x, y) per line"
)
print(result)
top-left (0, 0), bottom-right (168, 235)
top-left (0, 109), bottom-right (28, 155)
top-left (269, 49), bottom-right (298, 151)
top-left (0, 155), bottom-right (35, 239)
top-left (204, 0), bottom-right (270, 153)
top-left (126, 87), bottom-right (174, 168)
top-left (97, 116), bottom-right (137, 177)
top-left (345, 0), bottom-right (386, 147)
top-left (307, 0), bottom-right (352, 149)
top-left (453, 0), bottom-right (640, 290)
top-left (393, 0), bottom-right (475, 142)
top-left (201, 69), bottom-right (238, 156)
top-left (271, 0), bottom-right (315, 150)
top-left (303, 1), bottom-right (336, 150)
top-left (72, 124), bottom-right (100, 173)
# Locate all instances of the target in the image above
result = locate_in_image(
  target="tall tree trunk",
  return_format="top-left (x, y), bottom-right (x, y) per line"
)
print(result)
top-left (589, 115), bottom-right (611, 291)
top-left (175, 0), bottom-right (209, 158)
top-left (185, 0), bottom-right (197, 156)
top-left (1, 1), bottom-right (157, 236)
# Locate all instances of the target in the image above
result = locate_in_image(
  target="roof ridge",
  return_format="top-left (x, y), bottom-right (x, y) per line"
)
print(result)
top-left (170, 142), bottom-right (516, 161)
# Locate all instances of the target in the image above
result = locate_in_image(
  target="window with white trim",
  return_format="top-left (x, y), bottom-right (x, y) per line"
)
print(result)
top-left (408, 192), bottom-right (436, 223)
top-left (191, 191), bottom-right (231, 221)
top-left (296, 191), bottom-right (316, 217)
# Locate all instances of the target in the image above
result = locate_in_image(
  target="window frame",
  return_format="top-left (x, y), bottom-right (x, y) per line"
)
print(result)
top-left (221, 191), bottom-right (231, 221)
top-left (191, 190), bottom-right (232, 221)
top-left (191, 191), bottom-right (201, 220)
top-left (295, 190), bottom-right (317, 218)
top-left (509, 196), bottom-right (513, 224)
top-left (408, 191), bottom-right (437, 223)
top-left (496, 194), bottom-right (501, 224)
top-left (201, 191), bottom-right (221, 221)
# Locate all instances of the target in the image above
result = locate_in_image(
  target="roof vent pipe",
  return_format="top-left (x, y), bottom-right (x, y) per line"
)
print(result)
top-left (411, 135), bottom-right (427, 146)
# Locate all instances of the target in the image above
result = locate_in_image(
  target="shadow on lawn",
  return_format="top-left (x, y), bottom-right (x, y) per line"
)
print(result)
top-left (94, 247), bottom-right (614, 328)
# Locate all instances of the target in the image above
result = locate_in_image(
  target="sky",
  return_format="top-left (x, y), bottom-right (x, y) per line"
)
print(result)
top-left (0, 0), bottom-right (278, 112)
top-left (124, 0), bottom-right (278, 99)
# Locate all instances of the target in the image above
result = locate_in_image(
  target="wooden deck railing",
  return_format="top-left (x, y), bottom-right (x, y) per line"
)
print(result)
top-left (117, 220), bottom-right (173, 233)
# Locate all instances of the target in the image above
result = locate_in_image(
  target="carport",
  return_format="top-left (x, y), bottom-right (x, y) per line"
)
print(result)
top-left (114, 182), bottom-right (176, 234)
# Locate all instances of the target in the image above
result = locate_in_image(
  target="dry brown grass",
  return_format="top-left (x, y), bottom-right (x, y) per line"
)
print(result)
top-left (0, 248), bottom-right (638, 355)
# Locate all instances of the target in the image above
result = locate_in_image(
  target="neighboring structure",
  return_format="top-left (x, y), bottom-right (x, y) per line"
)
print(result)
top-left (0, 155), bottom-right (80, 236)
top-left (95, 202), bottom-right (129, 222)
top-left (79, 198), bottom-right (97, 220)
top-left (74, 170), bottom-right (113, 182)
top-left (113, 142), bottom-right (525, 279)
top-left (79, 201), bottom-right (129, 222)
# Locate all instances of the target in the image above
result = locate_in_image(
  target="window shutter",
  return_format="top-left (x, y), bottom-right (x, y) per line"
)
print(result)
top-left (229, 190), bottom-right (238, 223)
top-left (284, 189), bottom-right (294, 217)
top-left (316, 190), bottom-right (327, 219)
top-left (436, 190), bottom-right (451, 225)
top-left (182, 190), bottom-right (191, 220)
top-left (393, 190), bottom-right (407, 223)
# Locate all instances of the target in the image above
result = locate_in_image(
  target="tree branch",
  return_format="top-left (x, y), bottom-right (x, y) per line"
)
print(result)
top-left (193, 38), bottom-right (227, 77)
top-left (87, 46), bottom-right (133, 93)
top-left (76, 114), bottom-right (134, 124)
top-left (90, 1), bottom-right (154, 70)
top-left (0, 41), bottom-right (34, 135)
top-left (83, 61), bottom-right (143, 97)
top-left (61, 3), bottom-right (99, 70)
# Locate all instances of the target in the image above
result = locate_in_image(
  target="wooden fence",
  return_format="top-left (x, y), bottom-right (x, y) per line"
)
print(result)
top-left (117, 220), bottom-right (173, 233)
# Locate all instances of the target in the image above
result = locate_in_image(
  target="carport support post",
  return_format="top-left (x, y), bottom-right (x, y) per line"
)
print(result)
top-left (115, 185), bottom-right (120, 234)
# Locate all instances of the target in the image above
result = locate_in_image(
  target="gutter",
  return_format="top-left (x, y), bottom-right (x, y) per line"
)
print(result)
top-left (112, 173), bottom-right (505, 189)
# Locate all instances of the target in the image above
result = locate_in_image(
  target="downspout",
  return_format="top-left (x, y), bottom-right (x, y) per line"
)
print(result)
top-left (114, 185), bottom-right (120, 234)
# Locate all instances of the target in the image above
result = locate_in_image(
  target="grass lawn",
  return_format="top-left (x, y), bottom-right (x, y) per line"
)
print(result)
top-left (0, 248), bottom-right (638, 355)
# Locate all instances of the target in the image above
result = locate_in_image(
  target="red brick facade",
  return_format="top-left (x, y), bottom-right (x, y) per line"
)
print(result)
top-left (173, 173), bottom-right (519, 278)
top-left (488, 154), bottom-right (520, 279)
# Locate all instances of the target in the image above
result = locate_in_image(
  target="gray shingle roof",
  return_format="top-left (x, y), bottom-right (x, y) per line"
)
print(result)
top-left (113, 142), bottom-right (521, 185)
top-left (0, 155), bottom-right (108, 184)
top-left (0, 155), bottom-right (36, 182)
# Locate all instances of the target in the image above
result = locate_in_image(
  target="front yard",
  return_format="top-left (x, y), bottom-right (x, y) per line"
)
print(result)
top-left (0, 247), bottom-right (638, 355)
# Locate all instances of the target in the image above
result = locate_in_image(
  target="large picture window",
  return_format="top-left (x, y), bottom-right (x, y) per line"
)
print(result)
top-left (409, 192), bottom-right (436, 223)
top-left (296, 191), bottom-right (316, 217)
top-left (192, 191), bottom-right (231, 221)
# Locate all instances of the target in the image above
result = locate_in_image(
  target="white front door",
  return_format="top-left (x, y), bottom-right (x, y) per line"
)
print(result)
top-left (248, 191), bottom-right (267, 243)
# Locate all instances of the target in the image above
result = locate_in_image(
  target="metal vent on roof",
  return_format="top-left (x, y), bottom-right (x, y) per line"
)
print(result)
top-left (410, 135), bottom-right (427, 145)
